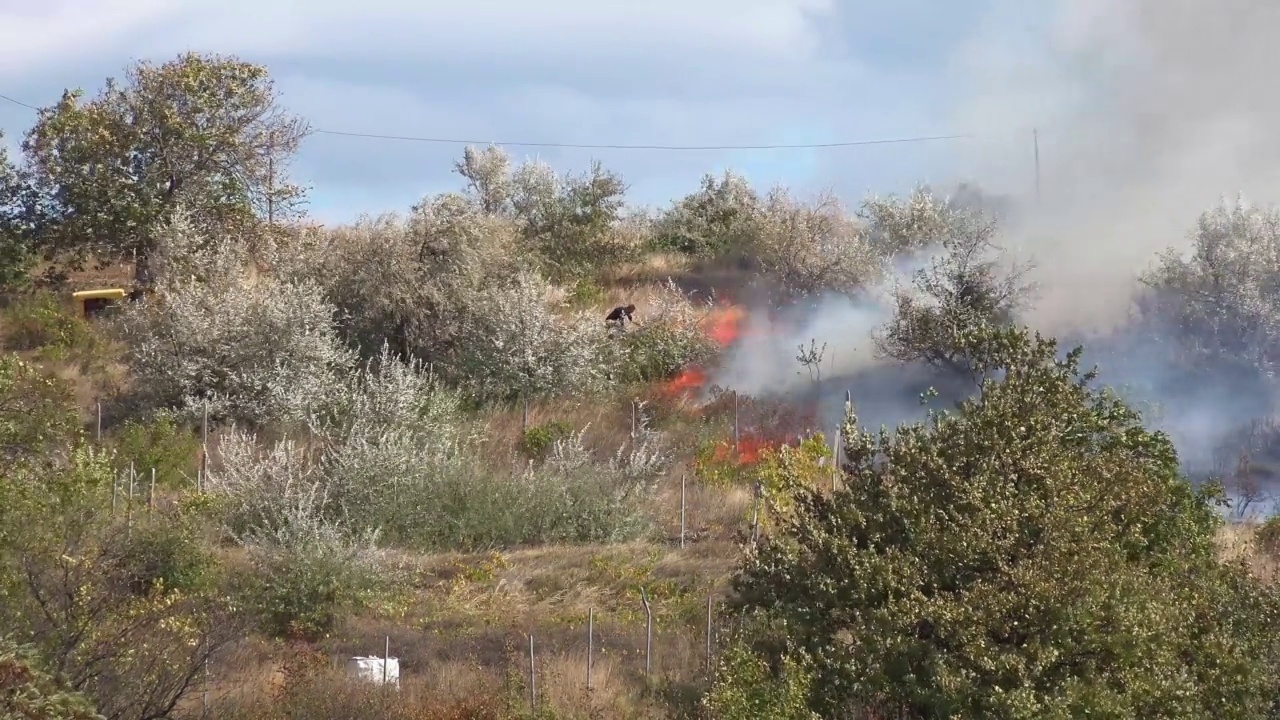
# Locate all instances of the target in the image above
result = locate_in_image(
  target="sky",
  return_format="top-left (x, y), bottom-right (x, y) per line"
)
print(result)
top-left (2, 0), bottom-right (1279, 326)
top-left (0, 0), bottom-right (1038, 224)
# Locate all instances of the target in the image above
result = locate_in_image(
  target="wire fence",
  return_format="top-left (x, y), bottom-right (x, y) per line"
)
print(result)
top-left (89, 399), bottom-right (760, 714)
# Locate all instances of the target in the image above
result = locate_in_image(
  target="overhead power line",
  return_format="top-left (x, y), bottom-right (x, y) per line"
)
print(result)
top-left (0, 89), bottom-right (969, 151)
top-left (0, 92), bottom-right (37, 110)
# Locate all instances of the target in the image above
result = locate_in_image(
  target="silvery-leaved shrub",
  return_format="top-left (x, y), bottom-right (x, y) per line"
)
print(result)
top-left (116, 213), bottom-right (354, 428)
top-left (865, 187), bottom-right (1035, 374)
top-left (755, 187), bottom-right (885, 300)
top-left (1139, 196), bottom-right (1280, 376)
top-left (448, 269), bottom-right (613, 405)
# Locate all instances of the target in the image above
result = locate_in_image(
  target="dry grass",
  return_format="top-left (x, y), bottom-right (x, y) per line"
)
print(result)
top-left (1218, 520), bottom-right (1280, 581)
top-left (195, 526), bottom-right (744, 718)
top-left (599, 252), bottom-right (694, 289)
top-left (482, 394), bottom-right (639, 463)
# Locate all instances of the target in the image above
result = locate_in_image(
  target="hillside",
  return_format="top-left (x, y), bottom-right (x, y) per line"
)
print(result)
top-left (6, 52), bottom-right (1280, 720)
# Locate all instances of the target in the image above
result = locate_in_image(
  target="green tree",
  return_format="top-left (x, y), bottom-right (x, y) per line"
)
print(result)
top-left (0, 355), bottom-right (236, 720)
top-left (870, 187), bottom-right (1034, 377)
top-left (21, 52), bottom-right (309, 282)
top-left (729, 324), bottom-right (1280, 718)
top-left (653, 171), bottom-right (762, 257)
top-left (0, 132), bottom-right (39, 289)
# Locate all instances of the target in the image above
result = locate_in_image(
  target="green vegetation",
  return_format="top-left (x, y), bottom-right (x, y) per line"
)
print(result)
top-left (1, 50), bottom-right (1280, 719)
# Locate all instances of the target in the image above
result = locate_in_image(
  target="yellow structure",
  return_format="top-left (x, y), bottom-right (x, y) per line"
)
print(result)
top-left (72, 288), bottom-right (128, 319)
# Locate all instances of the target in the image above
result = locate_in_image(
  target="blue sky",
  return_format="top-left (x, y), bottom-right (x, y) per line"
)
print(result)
top-left (0, 0), bottom-right (1106, 225)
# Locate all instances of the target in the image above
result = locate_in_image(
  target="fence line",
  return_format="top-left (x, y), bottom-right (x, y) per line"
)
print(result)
top-left (311, 594), bottom-right (727, 704)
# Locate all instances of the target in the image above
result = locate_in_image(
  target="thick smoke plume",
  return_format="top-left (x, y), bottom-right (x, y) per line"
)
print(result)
top-left (706, 0), bottom-right (1280, 513)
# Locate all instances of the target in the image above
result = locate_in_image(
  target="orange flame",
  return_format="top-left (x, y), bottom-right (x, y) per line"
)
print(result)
top-left (711, 434), bottom-right (776, 465)
top-left (660, 303), bottom-right (746, 400)
top-left (702, 304), bottom-right (746, 347)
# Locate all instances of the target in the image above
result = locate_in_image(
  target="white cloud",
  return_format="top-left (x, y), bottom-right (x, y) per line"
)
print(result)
top-left (0, 0), bottom-right (981, 221)
top-left (0, 0), bottom-right (180, 81)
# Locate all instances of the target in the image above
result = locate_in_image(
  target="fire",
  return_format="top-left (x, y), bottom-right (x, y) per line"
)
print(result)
top-left (711, 434), bottom-right (775, 465)
top-left (660, 303), bottom-right (746, 400)
top-left (702, 304), bottom-right (746, 346)
top-left (663, 367), bottom-right (706, 397)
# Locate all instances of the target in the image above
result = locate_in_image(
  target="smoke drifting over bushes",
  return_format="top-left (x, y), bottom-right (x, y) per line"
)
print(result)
top-left (706, 0), bottom-right (1280, 508)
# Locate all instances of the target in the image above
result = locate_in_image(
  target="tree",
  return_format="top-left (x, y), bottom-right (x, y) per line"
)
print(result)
top-left (449, 146), bottom-right (633, 277)
top-left (22, 52), bottom-right (309, 282)
top-left (1139, 197), bottom-right (1280, 377)
top-left (728, 324), bottom-right (1280, 718)
top-left (653, 171), bottom-right (762, 257)
top-left (511, 158), bottom-right (632, 277)
top-left (755, 188), bottom-right (883, 300)
top-left (870, 187), bottom-right (1034, 376)
top-left (0, 132), bottom-right (41, 289)
top-left (116, 213), bottom-right (353, 428)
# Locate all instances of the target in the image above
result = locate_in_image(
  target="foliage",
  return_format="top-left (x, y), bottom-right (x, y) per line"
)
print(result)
top-left (1139, 197), bottom-right (1280, 377)
top-left (1255, 517), bottom-right (1280, 559)
top-left (0, 355), bottom-right (81, 477)
top-left (115, 214), bottom-right (353, 428)
top-left (449, 269), bottom-right (612, 404)
top-left (0, 444), bottom-right (236, 720)
top-left (729, 324), bottom-right (1280, 719)
top-left (114, 516), bottom-right (216, 597)
top-left (701, 639), bottom-right (819, 720)
top-left (210, 348), bottom-right (663, 552)
top-left (614, 280), bottom-right (717, 383)
top-left (240, 533), bottom-right (385, 641)
top-left (756, 188), bottom-right (884, 299)
top-left (1, 292), bottom-right (105, 365)
top-left (652, 171), bottom-right (762, 257)
top-left (109, 412), bottom-right (201, 489)
top-left (870, 186), bottom-right (1035, 375)
top-left (754, 433), bottom-right (833, 525)
top-left (519, 420), bottom-right (574, 459)
top-left (455, 146), bottom-right (635, 278)
top-left (21, 52), bottom-right (308, 278)
top-left (0, 637), bottom-right (102, 720)
top-left (0, 134), bottom-right (37, 290)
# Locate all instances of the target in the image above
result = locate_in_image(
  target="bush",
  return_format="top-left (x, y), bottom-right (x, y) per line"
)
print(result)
top-left (109, 412), bottom-right (201, 489)
top-left (701, 639), bottom-right (818, 720)
top-left (113, 516), bottom-right (215, 597)
top-left (519, 420), bottom-right (573, 459)
top-left (652, 171), bottom-right (762, 257)
top-left (447, 269), bottom-right (613, 404)
top-left (210, 348), bottom-right (664, 553)
top-left (240, 534), bottom-right (385, 641)
top-left (116, 215), bottom-right (354, 428)
top-left (0, 354), bottom-right (81, 467)
top-left (0, 443), bottom-right (235, 720)
top-left (0, 637), bottom-right (102, 720)
top-left (1256, 516), bottom-right (1280, 558)
top-left (755, 188), bottom-right (883, 299)
top-left (1139, 197), bottom-right (1280, 376)
top-left (613, 280), bottom-right (717, 384)
top-left (868, 186), bottom-right (1035, 375)
top-left (729, 325), bottom-right (1280, 718)
top-left (1, 291), bottom-right (103, 363)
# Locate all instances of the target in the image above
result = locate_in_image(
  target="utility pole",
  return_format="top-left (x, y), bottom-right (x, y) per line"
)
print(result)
top-left (1033, 127), bottom-right (1041, 203)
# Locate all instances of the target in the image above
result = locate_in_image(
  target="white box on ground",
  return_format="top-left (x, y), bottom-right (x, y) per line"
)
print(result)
top-left (345, 656), bottom-right (400, 688)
